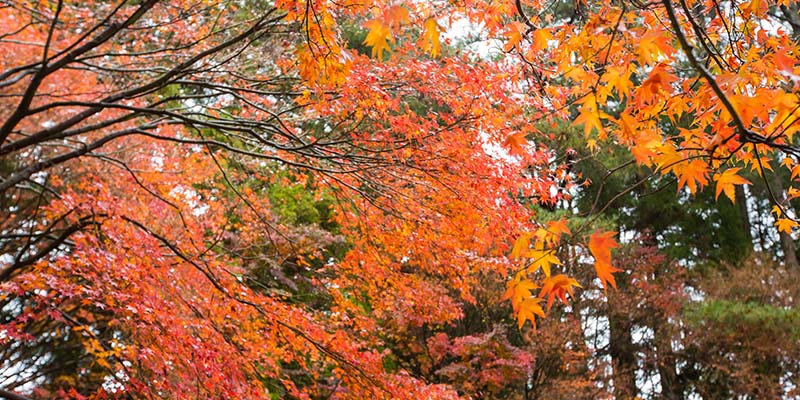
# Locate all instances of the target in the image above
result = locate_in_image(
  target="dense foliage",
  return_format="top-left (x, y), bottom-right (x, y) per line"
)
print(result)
top-left (1, 0), bottom-right (799, 399)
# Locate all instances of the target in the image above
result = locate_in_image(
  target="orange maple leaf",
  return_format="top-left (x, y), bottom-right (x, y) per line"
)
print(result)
top-left (503, 21), bottom-right (525, 52)
top-left (588, 230), bottom-right (621, 290)
top-left (640, 64), bottom-right (677, 97)
top-left (384, 5), bottom-right (410, 31)
top-left (713, 168), bottom-right (751, 202)
top-left (676, 159), bottom-right (710, 194)
top-left (532, 221), bottom-right (570, 248)
top-left (637, 29), bottom-right (676, 64)
top-left (538, 274), bottom-right (581, 312)
top-left (505, 131), bottom-right (528, 155)
top-left (602, 65), bottom-right (634, 99)
top-left (776, 218), bottom-right (799, 234)
top-left (547, 219), bottom-right (571, 237)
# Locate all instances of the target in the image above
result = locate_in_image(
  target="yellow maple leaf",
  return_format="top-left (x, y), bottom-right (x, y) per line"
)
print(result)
top-left (421, 18), bottom-right (442, 57)
top-left (713, 168), bottom-right (751, 202)
top-left (517, 297), bottom-right (545, 330)
top-left (573, 103), bottom-right (605, 138)
top-left (502, 277), bottom-right (539, 312)
top-left (511, 232), bottom-right (532, 259)
top-left (532, 228), bottom-right (551, 248)
top-left (531, 28), bottom-right (552, 52)
top-left (525, 249), bottom-right (561, 277)
top-left (363, 19), bottom-right (393, 58)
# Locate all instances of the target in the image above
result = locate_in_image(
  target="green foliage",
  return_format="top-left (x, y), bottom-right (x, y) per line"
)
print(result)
top-left (341, 20), bottom-right (372, 57)
top-left (268, 181), bottom-right (334, 227)
top-left (685, 299), bottom-right (800, 339)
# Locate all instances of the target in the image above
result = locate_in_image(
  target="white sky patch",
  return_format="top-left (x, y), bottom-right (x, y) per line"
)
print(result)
top-left (150, 155), bottom-right (164, 170)
top-left (169, 185), bottom-right (209, 216)
top-left (441, 16), bottom-right (505, 59)
top-left (479, 130), bottom-right (522, 164)
top-left (0, 253), bottom-right (15, 265)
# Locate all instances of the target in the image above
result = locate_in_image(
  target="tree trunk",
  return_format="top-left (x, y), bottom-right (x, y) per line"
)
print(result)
top-left (608, 271), bottom-right (637, 400)
top-left (734, 185), bottom-right (753, 251)
top-left (770, 171), bottom-right (799, 269)
top-left (652, 317), bottom-right (685, 399)
top-left (608, 314), bottom-right (637, 399)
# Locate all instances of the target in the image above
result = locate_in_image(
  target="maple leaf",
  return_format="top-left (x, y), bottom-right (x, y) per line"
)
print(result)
top-left (531, 28), bottom-right (552, 53)
top-left (631, 131), bottom-right (663, 165)
top-left (616, 111), bottom-right (638, 141)
top-left (511, 232), bottom-right (532, 259)
top-left (538, 274), bottom-right (581, 312)
top-left (505, 131), bottom-right (528, 155)
top-left (517, 297), bottom-right (545, 330)
top-left (573, 102), bottom-right (606, 138)
top-left (547, 219), bottom-right (571, 236)
top-left (364, 19), bottom-right (393, 58)
top-left (776, 218), bottom-right (799, 233)
top-left (640, 64), bottom-right (677, 98)
top-left (741, 150), bottom-right (775, 176)
top-left (384, 5), bottom-right (410, 31)
top-left (545, 219), bottom-right (571, 244)
top-left (421, 18), bottom-right (442, 57)
top-left (713, 168), bottom-right (752, 202)
top-left (773, 49), bottom-right (796, 73)
top-left (588, 230), bottom-right (621, 290)
top-left (526, 249), bottom-right (562, 277)
top-left (676, 160), bottom-right (710, 194)
top-left (589, 230), bottom-right (618, 268)
top-left (503, 278), bottom-right (539, 312)
top-left (504, 21), bottom-right (525, 52)
top-left (602, 65), bottom-right (634, 99)
top-left (637, 29), bottom-right (676, 64)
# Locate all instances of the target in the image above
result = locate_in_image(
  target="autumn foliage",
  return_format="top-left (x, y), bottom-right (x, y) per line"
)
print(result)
top-left (2, 0), bottom-right (800, 398)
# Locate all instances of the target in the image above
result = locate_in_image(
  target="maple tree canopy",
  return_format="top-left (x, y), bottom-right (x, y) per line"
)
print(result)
top-left (1, 0), bottom-right (799, 398)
